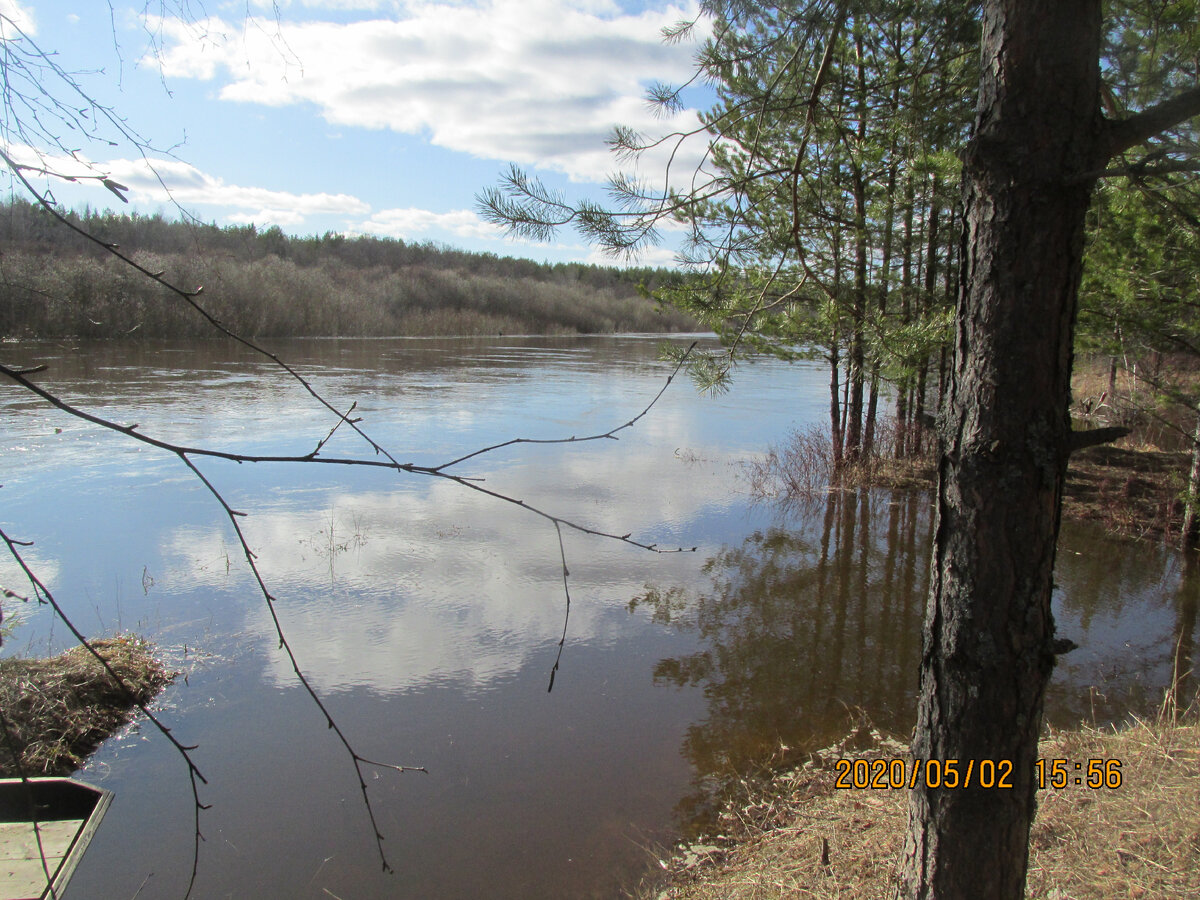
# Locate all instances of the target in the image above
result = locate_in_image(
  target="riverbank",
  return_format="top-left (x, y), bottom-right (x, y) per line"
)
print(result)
top-left (654, 415), bottom-right (1197, 897)
top-left (0, 198), bottom-right (697, 340)
top-left (1064, 443), bottom-right (1191, 541)
top-left (755, 423), bottom-right (1191, 544)
top-left (0, 636), bottom-right (174, 777)
top-left (638, 706), bottom-right (1200, 899)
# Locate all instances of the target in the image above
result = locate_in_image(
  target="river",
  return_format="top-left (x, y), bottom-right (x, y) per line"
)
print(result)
top-left (1, 335), bottom-right (1194, 898)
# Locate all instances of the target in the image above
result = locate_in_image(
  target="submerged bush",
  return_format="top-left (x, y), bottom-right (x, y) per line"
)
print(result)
top-left (745, 416), bottom-right (937, 500)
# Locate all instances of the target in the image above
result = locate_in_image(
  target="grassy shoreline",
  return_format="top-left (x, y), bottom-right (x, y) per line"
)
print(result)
top-left (657, 408), bottom-right (1198, 898)
top-left (638, 706), bottom-right (1200, 899)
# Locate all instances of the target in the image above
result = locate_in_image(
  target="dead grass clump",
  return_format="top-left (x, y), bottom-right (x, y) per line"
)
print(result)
top-left (642, 712), bottom-right (1200, 900)
top-left (0, 635), bottom-right (175, 777)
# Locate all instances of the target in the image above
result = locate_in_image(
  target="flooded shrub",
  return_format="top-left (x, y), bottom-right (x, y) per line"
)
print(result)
top-left (744, 423), bottom-right (836, 497)
top-left (745, 416), bottom-right (936, 500)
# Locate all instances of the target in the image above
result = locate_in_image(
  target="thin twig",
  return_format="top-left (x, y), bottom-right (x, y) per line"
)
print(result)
top-left (0, 528), bottom-right (210, 897)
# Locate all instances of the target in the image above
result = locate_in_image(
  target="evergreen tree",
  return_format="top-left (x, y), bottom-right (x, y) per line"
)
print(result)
top-left (1077, 0), bottom-right (1200, 546)
top-left (484, 1), bottom-right (977, 469)
top-left (481, 2), bottom-right (1200, 896)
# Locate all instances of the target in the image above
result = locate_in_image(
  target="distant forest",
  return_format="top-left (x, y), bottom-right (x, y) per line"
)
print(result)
top-left (0, 199), bottom-right (699, 339)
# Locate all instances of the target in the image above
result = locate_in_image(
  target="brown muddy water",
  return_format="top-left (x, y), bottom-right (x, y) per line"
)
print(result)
top-left (1, 335), bottom-right (1194, 898)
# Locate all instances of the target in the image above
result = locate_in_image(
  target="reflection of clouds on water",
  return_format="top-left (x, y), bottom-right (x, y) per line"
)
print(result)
top-left (7, 335), bottom-right (1199, 900)
top-left (0, 548), bottom-right (63, 638)
top-left (0, 548), bottom-right (61, 592)
top-left (159, 438), bottom-right (723, 695)
top-left (9, 335), bottom-right (794, 694)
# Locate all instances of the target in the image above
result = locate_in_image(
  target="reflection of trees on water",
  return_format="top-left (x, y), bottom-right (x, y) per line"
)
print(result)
top-left (1048, 526), bottom-right (1200, 724)
top-left (632, 490), bottom-right (932, 826)
top-left (1171, 560), bottom-right (1198, 707)
top-left (636, 489), bottom-right (1200, 833)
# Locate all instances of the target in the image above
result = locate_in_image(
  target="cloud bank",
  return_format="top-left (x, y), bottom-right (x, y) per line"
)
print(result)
top-left (150, 0), bottom-right (706, 182)
top-left (0, 0), bottom-right (35, 34)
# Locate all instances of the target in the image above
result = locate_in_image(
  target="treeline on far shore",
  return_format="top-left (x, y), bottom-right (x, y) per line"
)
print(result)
top-left (0, 199), bottom-right (699, 339)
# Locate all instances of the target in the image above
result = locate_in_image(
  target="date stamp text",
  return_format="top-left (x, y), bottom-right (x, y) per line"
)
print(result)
top-left (832, 757), bottom-right (1123, 790)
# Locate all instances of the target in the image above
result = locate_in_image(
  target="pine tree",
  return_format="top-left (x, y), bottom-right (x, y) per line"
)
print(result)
top-left (480, 3), bottom-right (1200, 896)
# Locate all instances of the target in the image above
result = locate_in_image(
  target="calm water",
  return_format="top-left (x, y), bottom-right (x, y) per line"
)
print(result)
top-left (1, 335), bottom-right (1195, 899)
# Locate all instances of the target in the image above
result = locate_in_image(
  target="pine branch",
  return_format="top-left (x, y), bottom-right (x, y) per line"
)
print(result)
top-left (1102, 84), bottom-right (1200, 161)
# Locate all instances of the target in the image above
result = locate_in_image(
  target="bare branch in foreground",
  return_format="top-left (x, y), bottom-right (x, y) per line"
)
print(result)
top-left (432, 341), bottom-right (699, 472)
top-left (0, 333), bottom-right (698, 881)
top-left (2, 124), bottom-right (700, 883)
top-left (0, 526), bottom-right (211, 897)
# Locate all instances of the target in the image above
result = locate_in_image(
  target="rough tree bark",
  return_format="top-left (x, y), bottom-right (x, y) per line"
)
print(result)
top-left (897, 2), bottom-right (1200, 898)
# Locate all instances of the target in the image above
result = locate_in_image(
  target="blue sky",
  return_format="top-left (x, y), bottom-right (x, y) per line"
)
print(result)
top-left (1, 0), bottom-right (712, 266)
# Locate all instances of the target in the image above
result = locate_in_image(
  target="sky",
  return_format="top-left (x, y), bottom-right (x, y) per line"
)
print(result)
top-left (1, 0), bottom-right (713, 266)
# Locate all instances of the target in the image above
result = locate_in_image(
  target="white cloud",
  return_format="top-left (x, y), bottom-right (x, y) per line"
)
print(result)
top-left (7, 144), bottom-right (372, 227)
top-left (9, 142), bottom-right (688, 257)
top-left (302, 0), bottom-right (390, 8)
top-left (226, 208), bottom-right (308, 227)
top-left (161, 420), bottom-right (723, 694)
top-left (148, 0), bottom-right (709, 183)
top-left (11, 142), bottom-right (599, 248)
top-left (249, 0), bottom-right (391, 8)
top-left (355, 206), bottom-right (508, 241)
top-left (586, 243), bottom-right (681, 268)
top-left (82, 154), bottom-right (371, 219)
top-left (353, 206), bottom-right (662, 257)
top-left (0, 0), bottom-right (36, 35)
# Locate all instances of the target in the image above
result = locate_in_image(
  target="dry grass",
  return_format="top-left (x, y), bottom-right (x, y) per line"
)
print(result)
top-left (1070, 356), bottom-right (1197, 452)
top-left (1027, 714), bottom-right (1200, 900)
top-left (0, 635), bottom-right (175, 777)
top-left (640, 707), bottom-right (1200, 900)
top-left (745, 418), bottom-right (937, 502)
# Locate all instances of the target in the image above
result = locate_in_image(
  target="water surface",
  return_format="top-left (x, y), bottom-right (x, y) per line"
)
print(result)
top-left (0, 335), bottom-right (1193, 898)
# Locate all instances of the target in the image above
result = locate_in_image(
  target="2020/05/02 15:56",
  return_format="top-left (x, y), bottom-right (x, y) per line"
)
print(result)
top-left (833, 757), bottom-right (1124, 791)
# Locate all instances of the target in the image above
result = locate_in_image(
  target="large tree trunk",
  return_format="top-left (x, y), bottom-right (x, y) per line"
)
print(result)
top-left (896, 3), bottom-right (1104, 898)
